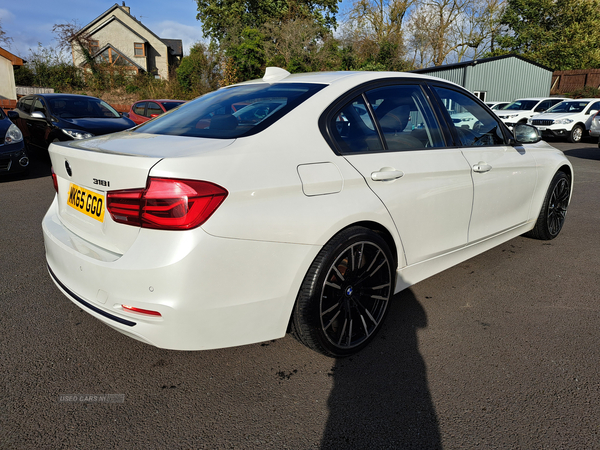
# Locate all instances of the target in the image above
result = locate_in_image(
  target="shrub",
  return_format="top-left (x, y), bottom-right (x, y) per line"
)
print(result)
top-left (568, 86), bottom-right (600, 99)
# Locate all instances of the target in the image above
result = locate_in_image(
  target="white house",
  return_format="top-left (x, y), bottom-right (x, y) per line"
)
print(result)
top-left (71, 2), bottom-right (183, 80)
top-left (0, 47), bottom-right (24, 102)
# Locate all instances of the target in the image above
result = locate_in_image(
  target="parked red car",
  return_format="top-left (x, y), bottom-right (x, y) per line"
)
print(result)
top-left (127, 99), bottom-right (185, 124)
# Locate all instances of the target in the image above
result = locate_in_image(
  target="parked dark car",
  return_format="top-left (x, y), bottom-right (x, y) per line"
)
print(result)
top-left (127, 99), bottom-right (185, 125)
top-left (12, 94), bottom-right (135, 152)
top-left (0, 107), bottom-right (29, 176)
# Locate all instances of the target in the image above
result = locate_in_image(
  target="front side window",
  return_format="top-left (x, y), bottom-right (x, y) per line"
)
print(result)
top-left (134, 83), bottom-right (325, 139)
top-left (18, 97), bottom-right (34, 114)
top-left (534, 100), bottom-right (553, 112)
top-left (588, 101), bottom-right (600, 113)
top-left (503, 100), bottom-right (538, 111)
top-left (434, 87), bottom-right (505, 147)
top-left (32, 98), bottom-right (47, 116)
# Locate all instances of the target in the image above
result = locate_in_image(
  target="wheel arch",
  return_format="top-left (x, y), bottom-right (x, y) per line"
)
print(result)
top-left (557, 164), bottom-right (574, 201)
top-left (338, 220), bottom-right (400, 269)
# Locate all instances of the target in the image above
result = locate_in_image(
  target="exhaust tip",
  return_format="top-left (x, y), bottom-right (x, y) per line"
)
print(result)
top-left (19, 156), bottom-right (29, 167)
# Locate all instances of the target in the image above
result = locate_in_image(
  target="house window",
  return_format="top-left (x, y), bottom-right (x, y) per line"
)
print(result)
top-left (89, 40), bottom-right (99, 53)
top-left (134, 43), bottom-right (145, 57)
top-left (473, 91), bottom-right (487, 102)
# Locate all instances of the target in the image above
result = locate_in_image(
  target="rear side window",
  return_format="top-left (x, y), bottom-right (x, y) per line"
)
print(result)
top-left (133, 102), bottom-right (146, 115)
top-left (331, 95), bottom-right (383, 153)
top-left (327, 84), bottom-right (444, 154)
top-left (134, 83), bottom-right (326, 139)
top-left (364, 85), bottom-right (444, 150)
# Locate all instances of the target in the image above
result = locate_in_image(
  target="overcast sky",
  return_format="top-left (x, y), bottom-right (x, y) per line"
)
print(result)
top-left (1, 0), bottom-right (207, 59)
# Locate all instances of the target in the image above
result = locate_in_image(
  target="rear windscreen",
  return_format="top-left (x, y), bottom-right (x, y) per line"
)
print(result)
top-left (134, 83), bottom-right (326, 139)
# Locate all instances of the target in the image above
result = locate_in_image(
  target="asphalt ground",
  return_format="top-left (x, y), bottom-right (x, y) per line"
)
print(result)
top-left (0, 140), bottom-right (598, 449)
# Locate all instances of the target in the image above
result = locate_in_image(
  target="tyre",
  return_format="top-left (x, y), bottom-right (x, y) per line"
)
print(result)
top-left (569, 124), bottom-right (583, 143)
top-left (291, 227), bottom-right (395, 357)
top-left (525, 171), bottom-right (571, 240)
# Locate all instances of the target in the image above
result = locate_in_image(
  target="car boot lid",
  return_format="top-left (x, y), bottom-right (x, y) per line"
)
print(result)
top-left (59, 131), bottom-right (236, 158)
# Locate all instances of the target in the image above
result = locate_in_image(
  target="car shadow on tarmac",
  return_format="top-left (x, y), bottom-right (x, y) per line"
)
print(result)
top-left (321, 289), bottom-right (442, 449)
top-left (561, 147), bottom-right (600, 161)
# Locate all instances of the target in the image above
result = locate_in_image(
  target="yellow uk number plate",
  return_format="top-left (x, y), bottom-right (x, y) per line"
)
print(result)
top-left (67, 183), bottom-right (105, 222)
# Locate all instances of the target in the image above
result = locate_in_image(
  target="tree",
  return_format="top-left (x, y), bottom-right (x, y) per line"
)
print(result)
top-left (0, 18), bottom-right (13, 47)
top-left (493, 0), bottom-right (600, 70)
top-left (339, 0), bottom-right (415, 70)
top-left (195, 0), bottom-right (340, 43)
top-left (263, 19), bottom-right (341, 73)
top-left (176, 42), bottom-right (220, 95)
top-left (405, 0), bottom-right (504, 67)
top-left (223, 27), bottom-right (266, 84)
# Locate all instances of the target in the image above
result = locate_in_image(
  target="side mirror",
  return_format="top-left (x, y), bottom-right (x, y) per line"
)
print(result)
top-left (588, 109), bottom-right (598, 116)
top-left (122, 112), bottom-right (129, 118)
top-left (7, 110), bottom-right (18, 120)
top-left (31, 111), bottom-right (47, 120)
top-left (513, 123), bottom-right (541, 144)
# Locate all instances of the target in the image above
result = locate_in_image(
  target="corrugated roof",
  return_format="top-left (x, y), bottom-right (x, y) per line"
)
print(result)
top-left (411, 54), bottom-right (554, 74)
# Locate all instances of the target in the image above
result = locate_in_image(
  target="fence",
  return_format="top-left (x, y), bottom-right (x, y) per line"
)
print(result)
top-left (15, 86), bottom-right (54, 96)
top-left (0, 99), bottom-right (17, 110)
top-left (551, 69), bottom-right (600, 95)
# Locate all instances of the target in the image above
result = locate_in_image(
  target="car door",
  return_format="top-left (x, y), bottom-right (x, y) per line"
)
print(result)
top-left (146, 102), bottom-right (163, 119)
top-left (326, 82), bottom-right (474, 265)
top-left (584, 101), bottom-right (600, 129)
top-left (431, 85), bottom-right (538, 243)
top-left (131, 102), bottom-right (147, 124)
top-left (29, 96), bottom-right (51, 149)
top-left (14, 96), bottom-right (34, 145)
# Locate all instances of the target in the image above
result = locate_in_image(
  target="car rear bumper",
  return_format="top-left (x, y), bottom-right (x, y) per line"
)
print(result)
top-left (42, 196), bottom-right (321, 350)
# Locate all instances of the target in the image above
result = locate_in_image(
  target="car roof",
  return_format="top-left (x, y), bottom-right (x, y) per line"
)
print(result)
top-left (135, 99), bottom-right (185, 103)
top-left (513, 97), bottom-right (566, 101)
top-left (235, 69), bottom-right (461, 88)
top-left (557, 98), bottom-right (598, 102)
top-left (33, 93), bottom-right (101, 100)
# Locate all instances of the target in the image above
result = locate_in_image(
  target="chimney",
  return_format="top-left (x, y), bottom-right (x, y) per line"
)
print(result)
top-left (121, 2), bottom-right (130, 14)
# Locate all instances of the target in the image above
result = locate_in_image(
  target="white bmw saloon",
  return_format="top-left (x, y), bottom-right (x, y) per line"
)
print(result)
top-left (43, 68), bottom-right (573, 357)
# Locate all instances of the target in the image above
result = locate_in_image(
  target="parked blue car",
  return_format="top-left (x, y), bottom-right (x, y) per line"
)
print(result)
top-left (11, 94), bottom-right (135, 152)
top-left (0, 107), bottom-right (28, 175)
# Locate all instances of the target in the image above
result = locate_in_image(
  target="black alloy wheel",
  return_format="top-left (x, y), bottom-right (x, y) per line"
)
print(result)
top-left (292, 227), bottom-right (395, 357)
top-left (526, 171), bottom-right (571, 240)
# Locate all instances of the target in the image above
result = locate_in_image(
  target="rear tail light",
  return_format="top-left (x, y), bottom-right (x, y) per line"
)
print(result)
top-left (51, 167), bottom-right (58, 193)
top-left (107, 177), bottom-right (228, 230)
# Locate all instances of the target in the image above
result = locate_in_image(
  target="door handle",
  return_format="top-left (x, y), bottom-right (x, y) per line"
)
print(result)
top-left (371, 168), bottom-right (404, 181)
top-left (473, 163), bottom-right (492, 173)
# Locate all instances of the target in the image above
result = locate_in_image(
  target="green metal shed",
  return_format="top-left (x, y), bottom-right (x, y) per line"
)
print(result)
top-left (411, 55), bottom-right (554, 103)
